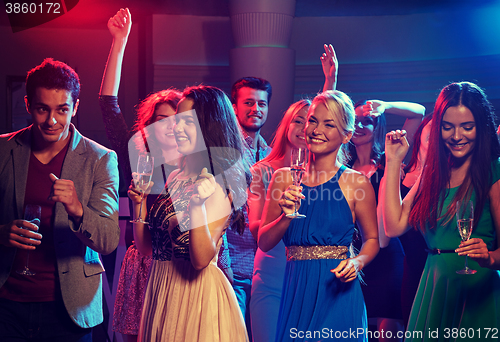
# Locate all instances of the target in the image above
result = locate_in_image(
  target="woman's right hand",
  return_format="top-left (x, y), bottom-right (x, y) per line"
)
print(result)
top-left (108, 8), bottom-right (132, 40)
top-left (128, 173), bottom-right (154, 204)
top-left (385, 129), bottom-right (409, 163)
top-left (278, 185), bottom-right (305, 216)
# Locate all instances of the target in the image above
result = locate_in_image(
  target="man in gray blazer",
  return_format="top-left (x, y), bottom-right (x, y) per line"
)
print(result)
top-left (0, 58), bottom-right (120, 341)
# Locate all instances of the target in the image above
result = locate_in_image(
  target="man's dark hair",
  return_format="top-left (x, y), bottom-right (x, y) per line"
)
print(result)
top-left (25, 58), bottom-right (80, 106)
top-left (231, 77), bottom-right (272, 105)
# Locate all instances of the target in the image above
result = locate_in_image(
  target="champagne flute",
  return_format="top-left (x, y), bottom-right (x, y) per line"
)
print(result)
top-left (286, 147), bottom-right (308, 219)
top-left (456, 200), bottom-right (476, 275)
top-left (16, 204), bottom-right (41, 276)
top-left (130, 154), bottom-right (154, 224)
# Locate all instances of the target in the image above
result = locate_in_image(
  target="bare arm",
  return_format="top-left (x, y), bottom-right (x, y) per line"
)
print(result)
top-left (248, 165), bottom-right (271, 240)
top-left (321, 44), bottom-right (338, 92)
top-left (382, 130), bottom-right (416, 237)
top-left (377, 177), bottom-right (391, 248)
top-left (189, 169), bottom-right (232, 270)
top-left (99, 8), bottom-right (132, 96)
top-left (363, 100), bottom-right (425, 147)
top-left (331, 173), bottom-right (379, 282)
top-left (354, 174), bottom-right (380, 267)
top-left (258, 168), bottom-right (302, 252)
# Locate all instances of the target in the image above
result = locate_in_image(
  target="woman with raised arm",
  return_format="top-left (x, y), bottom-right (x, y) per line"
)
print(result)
top-left (130, 85), bottom-right (250, 341)
top-left (99, 9), bottom-right (182, 342)
top-left (248, 99), bottom-right (310, 342)
top-left (346, 98), bottom-right (424, 341)
top-left (384, 82), bottom-right (500, 340)
top-left (258, 90), bottom-right (379, 341)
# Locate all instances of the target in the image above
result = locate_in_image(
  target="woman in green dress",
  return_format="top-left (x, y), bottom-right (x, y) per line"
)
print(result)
top-left (382, 81), bottom-right (500, 341)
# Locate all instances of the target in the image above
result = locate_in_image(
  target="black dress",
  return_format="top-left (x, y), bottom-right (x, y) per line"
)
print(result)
top-left (351, 154), bottom-right (404, 320)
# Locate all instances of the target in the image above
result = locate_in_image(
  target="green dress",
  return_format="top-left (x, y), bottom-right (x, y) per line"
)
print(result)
top-left (407, 158), bottom-right (500, 342)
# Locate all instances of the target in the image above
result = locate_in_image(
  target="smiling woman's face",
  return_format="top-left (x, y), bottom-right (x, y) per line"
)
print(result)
top-left (441, 105), bottom-right (476, 160)
top-left (287, 106), bottom-right (308, 149)
top-left (351, 106), bottom-right (375, 147)
top-left (173, 98), bottom-right (204, 156)
top-left (305, 102), bottom-right (346, 155)
top-left (153, 103), bottom-right (177, 149)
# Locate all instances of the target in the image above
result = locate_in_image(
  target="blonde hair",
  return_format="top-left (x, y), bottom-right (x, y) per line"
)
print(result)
top-left (310, 90), bottom-right (355, 164)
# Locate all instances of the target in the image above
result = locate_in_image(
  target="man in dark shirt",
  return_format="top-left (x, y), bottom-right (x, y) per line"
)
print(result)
top-left (0, 58), bottom-right (120, 341)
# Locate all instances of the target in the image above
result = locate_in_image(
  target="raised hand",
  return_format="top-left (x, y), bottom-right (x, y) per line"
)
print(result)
top-left (0, 220), bottom-right (42, 250)
top-left (278, 185), bottom-right (305, 216)
top-left (49, 173), bottom-right (83, 221)
top-left (361, 100), bottom-right (385, 118)
top-left (385, 130), bottom-right (409, 164)
top-left (108, 8), bottom-right (132, 41)
top-left (190, 168), bottom-right (217, 206)
top-left (321, 44), bottom-right (338, 81)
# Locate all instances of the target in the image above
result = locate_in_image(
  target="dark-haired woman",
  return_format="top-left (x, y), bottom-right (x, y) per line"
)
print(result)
top-left (131, 86), bottom-right (250, 341)
top-left (99, 9), bottom-right (182, 342)
top-left (347, 99), bottom-right (424, 341)
top-left (384, 82), bottom-right (500, 340)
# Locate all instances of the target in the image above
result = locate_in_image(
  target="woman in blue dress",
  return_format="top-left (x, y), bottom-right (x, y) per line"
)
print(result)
top-left (383, 82), bottom-right (500, 341)
top-left (259, 90), bottom-right (380, 342)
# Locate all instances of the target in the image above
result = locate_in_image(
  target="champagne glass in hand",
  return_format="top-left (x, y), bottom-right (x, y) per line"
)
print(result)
top-left (16, 204), bottom-right (41, 276)
top-left (286, 148), bottom-right (307, 219)
top-left (456, 200), bottom-right (476, 275)
top-left (130, 154), bottom-right (154, 224)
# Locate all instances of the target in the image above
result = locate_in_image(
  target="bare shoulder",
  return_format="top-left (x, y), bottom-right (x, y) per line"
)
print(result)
top-left (269, 167), bottom-right (292, 190)
top-left (272, 167), bottom-right (292, 180)
top-left (340, 167), bottom-right (372, 189)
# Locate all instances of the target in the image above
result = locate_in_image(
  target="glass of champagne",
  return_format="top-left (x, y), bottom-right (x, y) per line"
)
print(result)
top-left (130, 154), bottom-right (154, 224)
top-left (286, 147), bottom-right (307, 219)
top-left (17, 204), bottom-right (41, 276)
top-left (456, 200), bottom-right (476, 275)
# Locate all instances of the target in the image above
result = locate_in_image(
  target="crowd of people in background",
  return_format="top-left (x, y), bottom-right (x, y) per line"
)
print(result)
top-left (1, 6), bottom-right (500, 342)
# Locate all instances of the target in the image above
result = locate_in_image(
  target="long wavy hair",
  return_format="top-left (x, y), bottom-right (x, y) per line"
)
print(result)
top-left (182, 85), bottom-right (252, 234)
top-left (132, 88), bottom-right (182, 156)
top-left (346, 99), bottom-right (386, 167)
top-left (260, 99), bottom-right (311, 164)
top-left (409, 82), bottom-right (500, 231)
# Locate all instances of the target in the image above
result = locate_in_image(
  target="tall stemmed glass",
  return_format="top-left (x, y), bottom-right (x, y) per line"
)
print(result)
top-left (130, 154), bottom-right (154, 224)
top-left (456, 200), bottom-right (476, 274)
top-left (16, 204), bottom-right (41, 276)
top-left (286, 147), bottom-right (308, 219)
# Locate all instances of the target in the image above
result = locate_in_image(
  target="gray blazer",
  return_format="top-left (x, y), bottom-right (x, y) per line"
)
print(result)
top-left (0, 124), bottom-right (120, 328)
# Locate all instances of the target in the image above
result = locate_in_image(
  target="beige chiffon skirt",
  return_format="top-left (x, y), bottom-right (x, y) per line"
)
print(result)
top-left (138, 258), bottom-right (248, 342)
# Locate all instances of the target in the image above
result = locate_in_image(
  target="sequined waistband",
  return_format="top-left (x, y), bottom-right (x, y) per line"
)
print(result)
top-left (286, 245), bottom-right (349, 261)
